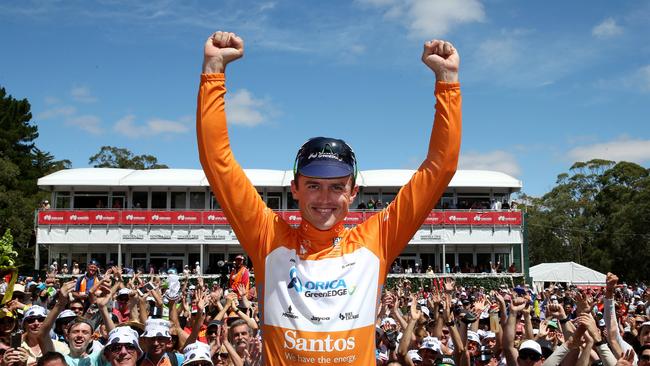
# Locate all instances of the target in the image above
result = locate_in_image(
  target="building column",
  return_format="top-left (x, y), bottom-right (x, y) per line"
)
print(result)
top-left (118, 244), bottom-right (122, 267)
top-left (442, 243), bottom-right (446, 273)
top-left (200, 244), bottom-right (205, 273)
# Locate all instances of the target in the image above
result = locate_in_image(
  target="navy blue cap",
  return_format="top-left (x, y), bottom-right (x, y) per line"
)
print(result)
top-left (294, 137), bottom-right (357, 179)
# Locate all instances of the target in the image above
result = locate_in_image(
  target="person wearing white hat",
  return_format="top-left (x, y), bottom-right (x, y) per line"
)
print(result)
top-left (407, 349), bottom-right (423, 363)
top-left (104, 327), bottom-right (144, 366)
top-left (419, 336), bottom-right (442, 363)
top-left (23, 304), bottom-right (70, 365)
top-left (141, 319), bottom-right (184, 366)
top-left (181, 342), bottom-right (213, 366)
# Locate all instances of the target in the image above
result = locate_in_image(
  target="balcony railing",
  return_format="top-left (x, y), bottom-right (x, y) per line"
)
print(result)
top-left (37, 209), bottom-right (522, 227)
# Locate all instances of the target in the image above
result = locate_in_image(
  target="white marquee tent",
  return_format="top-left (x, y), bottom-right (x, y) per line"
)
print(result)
top-left (530, 262), bottom-right (606, 290)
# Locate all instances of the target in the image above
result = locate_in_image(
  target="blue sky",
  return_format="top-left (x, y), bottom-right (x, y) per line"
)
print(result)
top-left (1, 0), bottom-right (649, 197)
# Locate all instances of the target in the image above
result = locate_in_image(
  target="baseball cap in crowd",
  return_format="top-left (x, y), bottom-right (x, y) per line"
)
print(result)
top-left (294, 137), bottom-right (357, 179)
top-left (12, 284), bottom-right (26, 295)
top-left (482, 331), bottom-right (496, 342)
top-left (142, 319), bottom-right (171, 339)
top-left (56, 309), bottom-right (76, 322)
top-left (467, 331), bottom-right (481, 345)
top-left (182, 342), bottom-right (213, 366)
top-left (407, 349), bottom-right (423, 362)
top-left (104, 326), bottom-right (143, 357)
top-left (234, 254), bottom-right (245, 260)
top-left (547, 320), bottom-right (559, 329)
top-left (118, 288), bottom-right (132, 297)
top-left (519, 340), bottom-right (543, 358)
top-left (598, 319), bottom-right (606, 327)
top-left (419, 336), bottom-right (442, 353)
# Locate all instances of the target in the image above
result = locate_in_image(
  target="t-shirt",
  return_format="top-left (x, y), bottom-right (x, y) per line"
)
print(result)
top-left (64, 350), bottom-right (107, 366)
top-left (197, 74), bottom-right (461, 365)
top-left (140, 352), bottom-right (184, 366)
top-left (23, 339), bottom-right (70, 366)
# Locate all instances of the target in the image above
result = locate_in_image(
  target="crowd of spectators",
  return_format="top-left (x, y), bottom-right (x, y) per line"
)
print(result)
top-left (0, 261), bottom-right (647, 366)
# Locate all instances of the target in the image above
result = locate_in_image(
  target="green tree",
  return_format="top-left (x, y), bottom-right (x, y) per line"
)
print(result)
top-left (89, 146), bottom-right (168, 169)
top-left (525, 159), bottom-right (650, 281)
top-left (0, 87), bottom-right (69, 269)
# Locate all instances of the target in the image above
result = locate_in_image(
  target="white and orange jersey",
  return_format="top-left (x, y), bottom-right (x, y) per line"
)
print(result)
top-left (197, 73), bottom-right (461, 365)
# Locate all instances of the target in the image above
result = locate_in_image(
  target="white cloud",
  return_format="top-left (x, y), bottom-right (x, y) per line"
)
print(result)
top-left (459, 150), bottom-right (521, 177)
top-left (226, 89), bottom-right (272, 127)
top-left (592, 18), bottom-right (623, 38)
top-left (567, 138), bottom-right (650, 163)
top-left (65, 115), bottom-right (103, 135)
top-left (70, 86), bottom-right (97, 103)
top-left (114, 114), bottom-right (189, 138)
top-left (634, 65), bottom-right (650, 92)
top-left (359, 0), bottom-right (484, 38)
top-left (44, 96), bottom-right (60, 105)
top-left (476, 38), bottom-right (519, 69)
top-left (36, 106), bottom-right (76, 120)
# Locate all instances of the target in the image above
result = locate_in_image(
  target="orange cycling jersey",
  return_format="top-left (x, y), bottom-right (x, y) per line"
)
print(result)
top-left (197, 73), bottom-right (461, 365)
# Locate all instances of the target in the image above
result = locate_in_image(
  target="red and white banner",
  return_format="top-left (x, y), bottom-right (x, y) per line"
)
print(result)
top-left (424, 211), bottom-right (445, 225)
top-left (202, 211), bottom-right (229, 225)
top-left (37, 209), bottom-right (522, 226)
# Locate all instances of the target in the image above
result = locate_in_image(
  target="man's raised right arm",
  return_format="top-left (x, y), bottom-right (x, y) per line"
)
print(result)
top-left (197, 32), bottom-right (273, 255)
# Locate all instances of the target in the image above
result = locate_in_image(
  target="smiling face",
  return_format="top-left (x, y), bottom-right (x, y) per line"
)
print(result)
top-left (290, 175), bottom-right (358, 231)
top-left (144, 336), bottom-right (169, 357)
top-left (106, 344), bottom-right (138, 366)
top-left (67, 322), bottom-right (93, 356)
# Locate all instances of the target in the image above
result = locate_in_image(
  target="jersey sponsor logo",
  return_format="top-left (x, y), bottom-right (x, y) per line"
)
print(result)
top-left (310, 315), bottom-right (330, 322)
top-left (287, 259), bottom-right (357, 298)
top-left (282, 305), bottom-right (298, 319)
top-left (283, 330), bottom-right (355, 352)
top-left (338, 312), bottom-right (360, 321)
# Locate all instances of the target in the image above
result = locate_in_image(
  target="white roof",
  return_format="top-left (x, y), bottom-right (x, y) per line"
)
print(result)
top-left (529, 262), bottom-right (606, 285)
top-left (38, 168), bottom-right (522, 190)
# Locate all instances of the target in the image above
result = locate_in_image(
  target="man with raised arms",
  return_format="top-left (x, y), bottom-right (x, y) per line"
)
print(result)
top-left (197, 30), bottom-right (461, 365)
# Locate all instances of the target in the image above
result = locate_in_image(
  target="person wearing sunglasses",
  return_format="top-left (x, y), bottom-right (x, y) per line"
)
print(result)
top-left (103, 327), bottom-right (143, 366)
top-left (197, 30), bottom-right (461, 365)
top-left (20, 305), bottom-right (70, 366)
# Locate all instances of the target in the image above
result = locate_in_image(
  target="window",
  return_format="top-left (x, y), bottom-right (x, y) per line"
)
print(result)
top-left (190, 192), bottom-right (206, 209)
top-left (55, 192), bottom-right (71, 209)
top-left (267, 192), bottom-right (282, 210)
top-left (209, 193), bottom-right (221, 209)
top-left (151, 192), bottom-right (167, 209)
top-left (171, 192), bottom-right (187, 209)
top-left (132, 192), bottom-right (148, 209)
top-left (73, 192), bottom-right (109, 209)
top-left (111, 192), bottom-right (126, 209)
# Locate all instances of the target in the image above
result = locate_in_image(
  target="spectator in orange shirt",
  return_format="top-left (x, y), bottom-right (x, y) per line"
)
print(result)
top-left (228, 255), bottom-right (249, 298)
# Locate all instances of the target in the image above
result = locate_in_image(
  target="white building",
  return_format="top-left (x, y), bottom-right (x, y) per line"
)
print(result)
top-left (36, 168), bottom-right (525, 274)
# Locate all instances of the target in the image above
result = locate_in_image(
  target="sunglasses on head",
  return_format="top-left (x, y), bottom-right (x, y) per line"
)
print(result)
top-left (519, 351), bottom-right (541, 361)
top-left (215, 353), bottom-right (229, 359)
top-left (106, 343), bottom-right (138, 354)
top-left (25, 316), bottom-right (46, 324)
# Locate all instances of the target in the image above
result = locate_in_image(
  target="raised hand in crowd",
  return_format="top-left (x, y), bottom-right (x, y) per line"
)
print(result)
top-left (1, 347), bottom-right (28, 366)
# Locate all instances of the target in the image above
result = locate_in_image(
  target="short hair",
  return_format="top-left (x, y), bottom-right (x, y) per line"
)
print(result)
top-left (67, 317), bottom-right (94, 333)
top-left (227, 319), bottom-right (251, 342)
top-left (36, 352), bottom-right (67, 366)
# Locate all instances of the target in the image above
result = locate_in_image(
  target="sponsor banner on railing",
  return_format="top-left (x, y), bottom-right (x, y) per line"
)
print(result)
top-left (37, 209), bottom-right (522, 226)
top-left (490, 211), bottom-right (522, 225)
top-left (282, 211), bottom-right (302, 225)
top-left (424, 211), bottom-right (445, 225)
top-left (343, 211), bottom-right (364, 225)
top-left (39, 211), bottom-right (71, 225)
top-left (202, 211), bottom-right (229, 225)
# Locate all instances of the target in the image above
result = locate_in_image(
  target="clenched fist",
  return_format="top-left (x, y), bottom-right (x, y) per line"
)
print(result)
top-left (203, 31), bottom-right (244, 74)
top-left (422, 40), bottom-right (459, 82)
